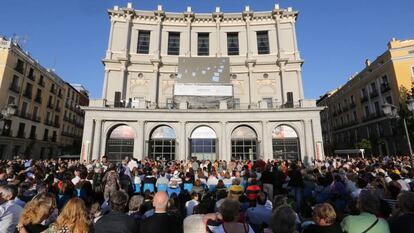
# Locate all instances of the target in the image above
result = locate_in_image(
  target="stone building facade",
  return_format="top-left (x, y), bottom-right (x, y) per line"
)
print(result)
top-left (81, 3), bottom-right (324, 163)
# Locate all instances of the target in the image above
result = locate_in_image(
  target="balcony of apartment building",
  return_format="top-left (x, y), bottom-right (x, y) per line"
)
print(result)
top-left (55, 105), bottom-right (61, 113)
top-left (50, 86), bottom-right (57, 95)
top-left (14, 60), bottom-right (24, 74)
top-left (23, 89), bottom-right (32, 100)
top-left (360, 94), bottom-right (369, 103)
top-left (380, 83), bottom-right (391, 93)
top-left (44, 119), bottom-right (59, 128)
top-left (370, 90), bottom-right (379, 99)
top-left (57, 90), bottom-right (63, 99)
top-left (47, 101), bottom-right (54, 110)
top-left (27, 69), bottom-right (35, 81)
top-left (88, 98), bottom-right (317, 111)
top-left (34, 94), bottom-right (42, 104)
top-left (349, 101), bottom-right (356, 109)
top-left (38, 77), bottom-right (45, 87)
top-left (9, 83), bottom-right (20, 94)
top-left (29, 132), bottom-right (37, 140)
top-left (16, 129), bottom-right (25, 139)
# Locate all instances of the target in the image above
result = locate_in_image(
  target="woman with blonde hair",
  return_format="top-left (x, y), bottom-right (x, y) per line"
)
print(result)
top-left (45, 197), bottom-right (90, 233)
top-left (16, 193), bottom-right (57, 233)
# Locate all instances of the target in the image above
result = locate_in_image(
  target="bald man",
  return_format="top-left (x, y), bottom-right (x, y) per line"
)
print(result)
top-left (140, 191), bottom-right (183, 233)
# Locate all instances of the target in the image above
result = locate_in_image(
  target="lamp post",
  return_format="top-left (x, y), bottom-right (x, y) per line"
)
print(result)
top-left (382, 98), bottom-right (414, 167)
top-left (0, 104), bottom-right (17, 134)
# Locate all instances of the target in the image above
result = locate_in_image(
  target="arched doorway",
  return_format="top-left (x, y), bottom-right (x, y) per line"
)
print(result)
top-left (190, 126), bottom-right (217, 160)
top-left (231, 126), bottom-right (258, 161)
top-left (148, 125), bottom-right (176, 161)
top-left (272, 125), bottom-right (300, 160)
top-left (106, 125), bottom-right (135, 163)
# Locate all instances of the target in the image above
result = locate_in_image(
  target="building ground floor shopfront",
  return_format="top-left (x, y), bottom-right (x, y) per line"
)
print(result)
top-left (0, 137), bottom-right (59, 160)
top-left (81, 107), bottom-right (324, 164)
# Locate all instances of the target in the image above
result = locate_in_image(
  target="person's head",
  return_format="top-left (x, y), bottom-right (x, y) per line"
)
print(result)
top-left (0, 185), bottom-right (14, 204)
top-left (109, 191), bottom-right (129, 212)
top-left (396, 191), bottom-right (414, 214)
top-left (357, 189), bottom-right (380, 214)
top-left (257, 192), bottom-right (267, 206)
top-left (55, 198), bottom-right (89, 232)
top-left (20, 193), bottom-right (56, 225)
top-left (101, 156), bottom-right (108, 163)
top-left (194, 179), bottom-right (202, 187)
top-left (219, 199), bottom-right (240, 223)
top-left (191, 192), bottom-right (199, 201)
top-left (129, 195), bottom-right (144, 212)
top-left (270, 205), bottom-right (297, 233)
top-left (183, 214), bottom-right (206, 233)
top-left (153, 191), bottom-right (169, 212)
top-left (312, 203), bottom-right (336, 226)
top-left (273, 195), bottom-right (288, 210)
top-left (387, 181), bottom-right (402, 199)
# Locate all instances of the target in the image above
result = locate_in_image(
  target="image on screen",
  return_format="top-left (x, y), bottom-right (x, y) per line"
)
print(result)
top-left (177, 57), bottom-right (230, 84)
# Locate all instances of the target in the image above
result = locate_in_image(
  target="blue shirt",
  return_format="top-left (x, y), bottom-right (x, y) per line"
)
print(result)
top-left (246, 204), bottom-right (272, 225)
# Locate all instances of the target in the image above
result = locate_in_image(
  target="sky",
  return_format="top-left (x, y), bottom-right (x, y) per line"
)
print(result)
top-left (0, 0), bottom-right (413, 99)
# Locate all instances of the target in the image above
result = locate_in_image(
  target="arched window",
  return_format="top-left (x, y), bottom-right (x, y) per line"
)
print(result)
top-left (272, 125), bottom-right (300, 160)
top-left (190, 126), bottom-right (217, 160)
top-left (148, 125), bottom-right (176, 161)
top-left (231, 126), bottom-right (258, 161)
top-left (106, 125), bottom-right (135, 163)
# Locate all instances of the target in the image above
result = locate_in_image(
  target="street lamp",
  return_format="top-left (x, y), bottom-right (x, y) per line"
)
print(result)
top-left (382, 98), bottom-right (414, 167)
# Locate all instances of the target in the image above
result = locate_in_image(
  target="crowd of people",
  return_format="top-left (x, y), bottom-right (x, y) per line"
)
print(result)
top-left (0, 155), bottom-right (413, 233)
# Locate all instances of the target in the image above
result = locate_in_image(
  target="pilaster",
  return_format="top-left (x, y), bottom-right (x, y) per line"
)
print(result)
top-left (92, 119), bottom-right (102, 161)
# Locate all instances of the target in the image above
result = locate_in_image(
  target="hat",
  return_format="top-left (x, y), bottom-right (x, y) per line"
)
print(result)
top-left (229, 185), bottom-right (243, 195)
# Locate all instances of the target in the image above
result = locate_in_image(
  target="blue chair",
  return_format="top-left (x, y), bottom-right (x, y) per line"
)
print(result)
top-left (208, 185), bottom-right (216, 192)
top-left (143, 183), bottom-right (155, 193)
top-left (134, 183), bottom-right (141, 193)
top-left (184, 183), bottom-right (193, 193)
top-left (167, 187), bottom-right (181, 197)
top-left (157, 184), bottom-right (168, 192)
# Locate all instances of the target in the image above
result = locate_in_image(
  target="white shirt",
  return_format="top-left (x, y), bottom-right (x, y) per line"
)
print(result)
top-left (185, 200), bottom-right (199, 216)
top-left (0, 200), bottom-right (23, 233)
top-left (127, 160), bottom-right (138, 172)
top-left (209, 224), bottom-right (254, 233)
top-left (71, 176), bottom-right (80, 185)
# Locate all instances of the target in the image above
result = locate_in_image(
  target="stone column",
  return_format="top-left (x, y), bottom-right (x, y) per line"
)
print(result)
top-left (133, 120), bottom-right (144, 160)
top-left (184, 9), bottom-right (194, 57)
top-left (261, 121), bottom-right (271, 161)
top-left (213, 9), bottom-right (223, 57)
top-left (102, 70), bottom-right (110, 100)
top-left (179, 122), bottom-right (186, 160)
top-left (92, 119), bottom-right (102, 161)
top-left (80, 117), bottom-right (94, 161)
top-left (220, 122), bottom-right (227, 160)
top-left (304, 120), bottom-right (315, 163)
top-left (243, 8), bottom-right (253, 57)
top-left (106, 19), bottom-right (115, 59)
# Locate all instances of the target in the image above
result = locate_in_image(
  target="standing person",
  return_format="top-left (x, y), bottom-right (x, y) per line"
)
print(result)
top-left (15, 193), bottom-right (57, 233)
top-left (261, 165), bottom-right (275, 200)
top-left (94, 191), bottom-right (138, 233)
top-left (207, 199), bottom-right (254, 233)
top-left (45, 198), bottom-right (89, 233)
top-left (288, 163), bottom-right (304, 212)
top-left (140, 191), bottom-right (182, 233)
top-left (103, 164), bottom-right (120, 201)
top-left (0, 185), bottom-right (23, 233)
top-left (185, 192), bottom-right (200, 217)
top-left (246, 192), bottom-right (272, 233)
top-left (302, 203), bottom-right (342, 233)
top-left (341, 190), bottom-right (390, 233)
top-left (389, 192), bottom-right (414, 233)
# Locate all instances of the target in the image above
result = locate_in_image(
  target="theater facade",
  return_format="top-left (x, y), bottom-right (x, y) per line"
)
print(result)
top-left (81, 3), bottom-right (324, 163)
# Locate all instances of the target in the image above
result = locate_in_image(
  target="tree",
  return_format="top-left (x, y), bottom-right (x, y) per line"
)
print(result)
top-left (356, 138), bottom-right (372, 155)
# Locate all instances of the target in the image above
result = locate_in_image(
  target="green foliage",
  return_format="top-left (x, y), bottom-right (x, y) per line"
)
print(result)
top-left (356, 138), bottom-right (372, 150)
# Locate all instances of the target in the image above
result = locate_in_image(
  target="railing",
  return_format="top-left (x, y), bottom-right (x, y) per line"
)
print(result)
top-left (360, 95), bottom-right (369, 103)
top-left (370, 90), bottom-right (379, 98)
top-left (9, 84), bottom-right (20, 93)
top-left (380, 83), bottom-right (391, 93)
top-left (23, 91), bottom-right (32, 99)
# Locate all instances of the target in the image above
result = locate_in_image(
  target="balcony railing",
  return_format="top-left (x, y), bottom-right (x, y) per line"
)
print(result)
top-left (35, 96), bottom-right (42, 104)
top-left (370, 90), bottom-right (379, 98)
top-left (9, 84), bottom-right (20, 93)
top-left (360, 95), bottom-right (369, 103)
top-left (380, 83), bottom-right (391, 93)
top-left (29, 134), bottom-right (37, 140)
top-left (23, 91), bottom-right (32, 99)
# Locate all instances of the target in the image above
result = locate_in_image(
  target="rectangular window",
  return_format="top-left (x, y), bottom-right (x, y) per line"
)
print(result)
top-left (7, 96), bottom-right (15, 105)
top-left (21, 102), bottom-right (28, 117)
top-left (353, 111), bottom-right (357, 121)
top-left (286, 92), bottom-right (294, 108)
top-left (256, 31), bottom-right (270, 54)
top-left (33, 106), bottom-right (39, 120)
top-left (374, 101), bottom-right (380, 117)
top-left (371, 82), bottom-right (377, 93)
top-left (233, 98), bottom-right (240, 109)
top-left (28, 68), bottom-right (35, 80)
top-left (227, 32), bottom-right (239, 56)
top-left (10, 75), bottom-right (20, 92)
top-left (30, 126), bottom-right (36, 139)
top-left (197, 33), bottom-right (209, 56)
top-left (24, 83), bottom-right (33, 99)
top-left (17, 123), bottom-right (25, 138)
top-left (43, 129), bottom-right (49, 141)
top-left (15, 59), bottom-right (24, 74)
top-left (263, 98), bottom-right (273, 108)
top-left (385, 96), bottom-right (393, 105)
top-left (137, 30), bottom-right (151, 54)
top-left (167, 32), bottom-right (180, 55)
